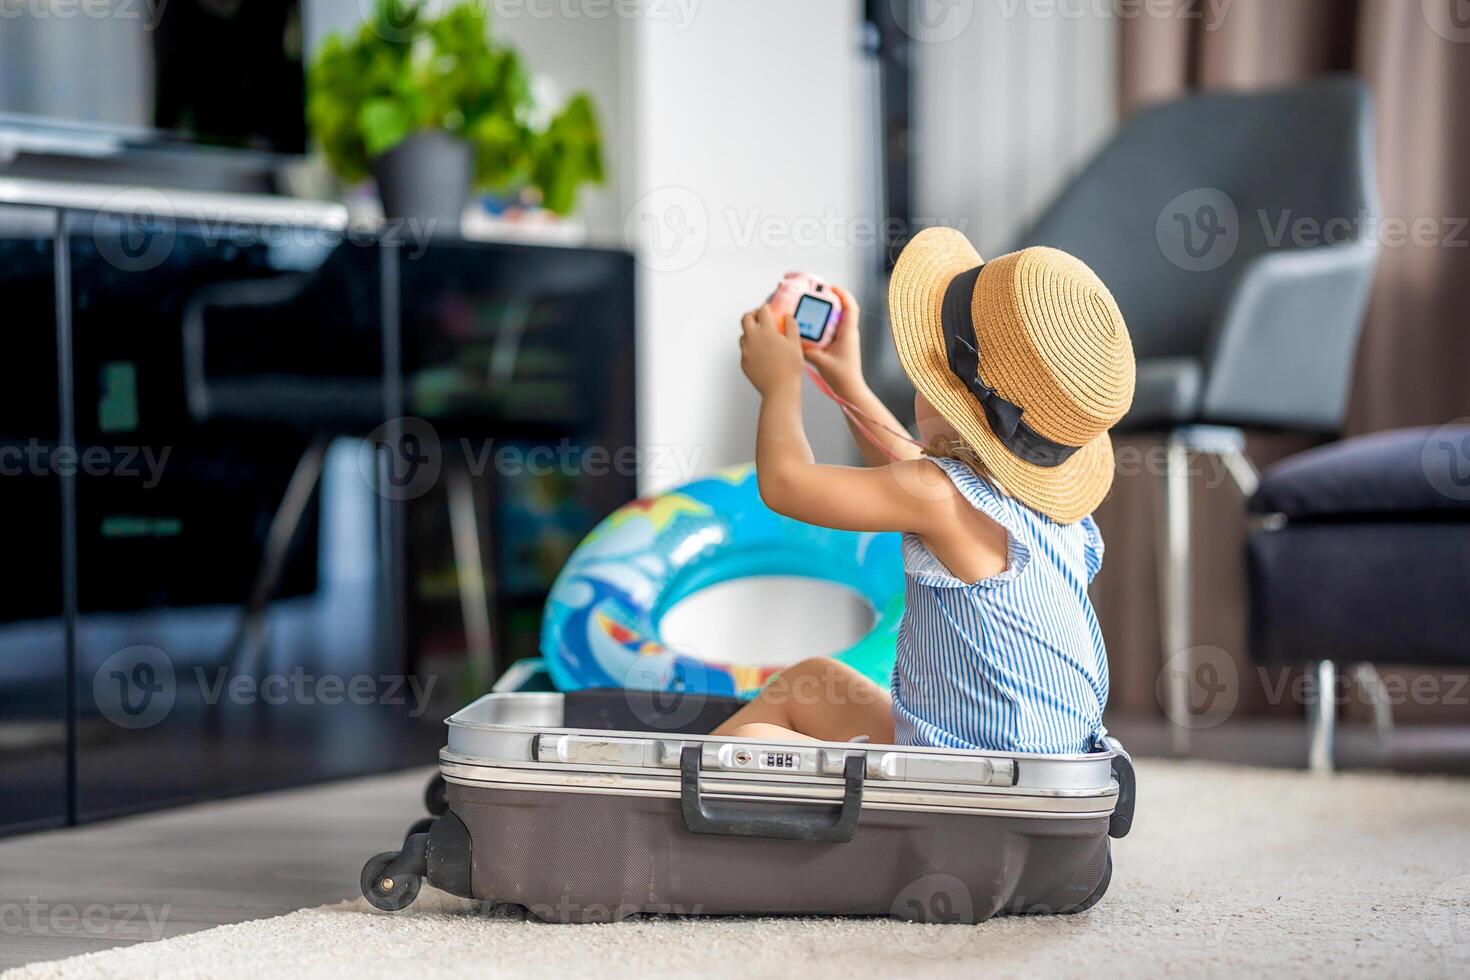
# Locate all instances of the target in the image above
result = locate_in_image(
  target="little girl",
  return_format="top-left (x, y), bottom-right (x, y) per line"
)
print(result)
top-left (713, 228), bottom-right (1135, 754)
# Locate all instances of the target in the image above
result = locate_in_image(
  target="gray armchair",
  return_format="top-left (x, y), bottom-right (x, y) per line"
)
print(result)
top-left (1021, 76), bottom-right (1380, 750)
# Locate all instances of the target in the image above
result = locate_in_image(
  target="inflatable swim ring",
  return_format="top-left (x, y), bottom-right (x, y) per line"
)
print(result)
top-left (541, 464), bottom-right (903, 698)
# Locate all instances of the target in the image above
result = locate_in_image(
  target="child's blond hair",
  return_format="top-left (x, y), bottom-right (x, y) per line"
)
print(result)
top-left (924, 436), bottom-right (1008, 497)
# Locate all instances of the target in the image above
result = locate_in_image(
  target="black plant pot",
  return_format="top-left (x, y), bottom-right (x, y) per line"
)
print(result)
top-left (371, 130), bottom-right (474, 234)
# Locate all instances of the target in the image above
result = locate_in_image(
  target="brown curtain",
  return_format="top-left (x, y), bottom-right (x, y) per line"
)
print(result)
top-left (1098, 0), bottom-right (1470, 722)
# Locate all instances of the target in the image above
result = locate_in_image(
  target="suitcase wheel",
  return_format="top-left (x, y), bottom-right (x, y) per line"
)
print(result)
top-left (361, 850), bottom-right (423, 912)
top-left (404, 816), bottom-right (435, 844)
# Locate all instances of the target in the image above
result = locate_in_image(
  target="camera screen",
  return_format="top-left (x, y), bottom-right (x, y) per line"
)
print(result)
top-left (793, 295), bottom-right (833, 341)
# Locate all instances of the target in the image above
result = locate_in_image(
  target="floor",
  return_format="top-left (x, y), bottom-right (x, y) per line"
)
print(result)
top-left (2, 717), bottom-right (1468, 973)
top-left (0, 769), bottom-right (431, 971)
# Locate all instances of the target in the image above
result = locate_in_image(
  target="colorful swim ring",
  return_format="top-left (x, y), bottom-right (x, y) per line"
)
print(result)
top-left (540, 464), bottom-right (903, 698)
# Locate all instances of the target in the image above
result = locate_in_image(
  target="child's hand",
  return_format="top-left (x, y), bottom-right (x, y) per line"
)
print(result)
top-left (803, 284), bottom-right (866, 395)
top-left (740, 304), bottom-right (804, 397)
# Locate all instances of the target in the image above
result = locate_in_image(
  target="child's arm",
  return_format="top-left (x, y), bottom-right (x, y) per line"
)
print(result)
top-left (803, 285), bottom-right (923, 466)
top-left (741, 304), bottom-right (947, 534)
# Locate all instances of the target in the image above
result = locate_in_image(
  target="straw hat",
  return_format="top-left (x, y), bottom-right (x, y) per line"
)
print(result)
top-left (888, 228), bottom-right (1135, 524)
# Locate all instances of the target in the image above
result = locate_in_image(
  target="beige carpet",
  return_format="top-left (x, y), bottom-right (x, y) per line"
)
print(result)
top-left (6, 760), bottom-right (1470, 980)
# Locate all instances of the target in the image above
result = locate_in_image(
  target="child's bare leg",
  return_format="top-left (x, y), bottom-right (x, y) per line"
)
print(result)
top-left (720, 722), bottom-right (816, 742)
top-left (711, 657), bottom-right (894, 743)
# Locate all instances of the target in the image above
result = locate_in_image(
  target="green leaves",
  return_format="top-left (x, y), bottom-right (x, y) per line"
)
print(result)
top-left (307, 0), bottom-right (604, 214)
top-left (358, 99), bottom-right (413, 158)
top-left (469, 113), bottom-right (528, 191)
top-left (532, 94), bottom-right (605, 216)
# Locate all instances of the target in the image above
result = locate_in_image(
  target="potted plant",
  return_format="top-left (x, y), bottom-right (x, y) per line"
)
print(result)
top-left (308, 0), bottom-right (604, 231)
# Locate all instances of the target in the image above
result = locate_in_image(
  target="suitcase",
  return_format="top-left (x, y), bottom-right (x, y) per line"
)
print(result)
top-left (361, 689), bottom-right (1136, 924)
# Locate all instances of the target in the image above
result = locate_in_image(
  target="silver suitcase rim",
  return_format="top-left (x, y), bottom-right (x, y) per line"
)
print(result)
top-left (442, 692), bottom-right (1121, 804)
top-left (439, 758), bottom-right (1119, 819)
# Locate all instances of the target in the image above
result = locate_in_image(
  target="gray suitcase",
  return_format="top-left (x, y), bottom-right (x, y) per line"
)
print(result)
top-left (362, 690), bottom-right (1136, 924)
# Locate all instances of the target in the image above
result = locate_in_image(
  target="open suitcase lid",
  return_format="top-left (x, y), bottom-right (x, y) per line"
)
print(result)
top-left (442, 692), bottom-right (1121, 800)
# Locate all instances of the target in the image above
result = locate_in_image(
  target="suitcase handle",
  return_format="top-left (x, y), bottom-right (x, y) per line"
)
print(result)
top-left (679, 745), bottom-right (864, 842)
top-left (1103, 736), bottom-right (1135, 839)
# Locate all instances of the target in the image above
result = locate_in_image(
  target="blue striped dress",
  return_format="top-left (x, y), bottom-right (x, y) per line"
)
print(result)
top-left (891, 456), bottom-right (1109, 754)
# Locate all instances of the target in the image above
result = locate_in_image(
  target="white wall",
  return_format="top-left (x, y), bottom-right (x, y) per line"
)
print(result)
top-left (912, 0), bottom-right (1118, 257)
top-left (626, 0), bottom-right (869, 493)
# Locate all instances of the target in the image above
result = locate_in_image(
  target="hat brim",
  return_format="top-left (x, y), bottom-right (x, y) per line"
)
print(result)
top-left (887, 227), bottom-right (1115, 524)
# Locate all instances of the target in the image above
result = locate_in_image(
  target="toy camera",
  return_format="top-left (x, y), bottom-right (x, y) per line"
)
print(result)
top-left (767, 272), bottom-right (843, 349)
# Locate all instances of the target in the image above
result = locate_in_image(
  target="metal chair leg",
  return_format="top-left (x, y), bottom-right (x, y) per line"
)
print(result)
top-left (222, 437), bottom-right (331, 678)
top-left (1308, 660), bottom-right (1337, 774)
top-left (1351, 663), bottom-right (1395, 745)
top-left (1152, 428), bottom-right (1262, 757)
top-left (1159, 436), bottom-right (1192, 755)
top-left (1221, 448), bottom-right (1259, 498)
top-left (446, 463), bottom-right (495, 694)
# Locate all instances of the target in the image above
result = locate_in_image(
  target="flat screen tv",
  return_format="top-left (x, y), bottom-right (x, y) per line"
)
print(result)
top-left (0, 0), bottom-right (306, 157)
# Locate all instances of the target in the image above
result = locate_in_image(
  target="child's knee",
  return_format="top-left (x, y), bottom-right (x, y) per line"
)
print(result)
top-left (762, 658), bottom-right (833, 705)
top-left (788, 656), bottom-right (844, 678)
top-left (728, 722), bottom-right (811, 742)
top-left (789, 657), bottom-right (880, 705)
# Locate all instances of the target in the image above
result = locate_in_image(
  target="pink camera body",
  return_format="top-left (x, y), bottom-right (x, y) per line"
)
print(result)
top-left (767, 272), bottom-right (843, 349)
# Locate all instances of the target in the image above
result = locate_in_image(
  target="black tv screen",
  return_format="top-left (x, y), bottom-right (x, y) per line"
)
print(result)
top-left (0, 0), bottom-right (305, 155)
